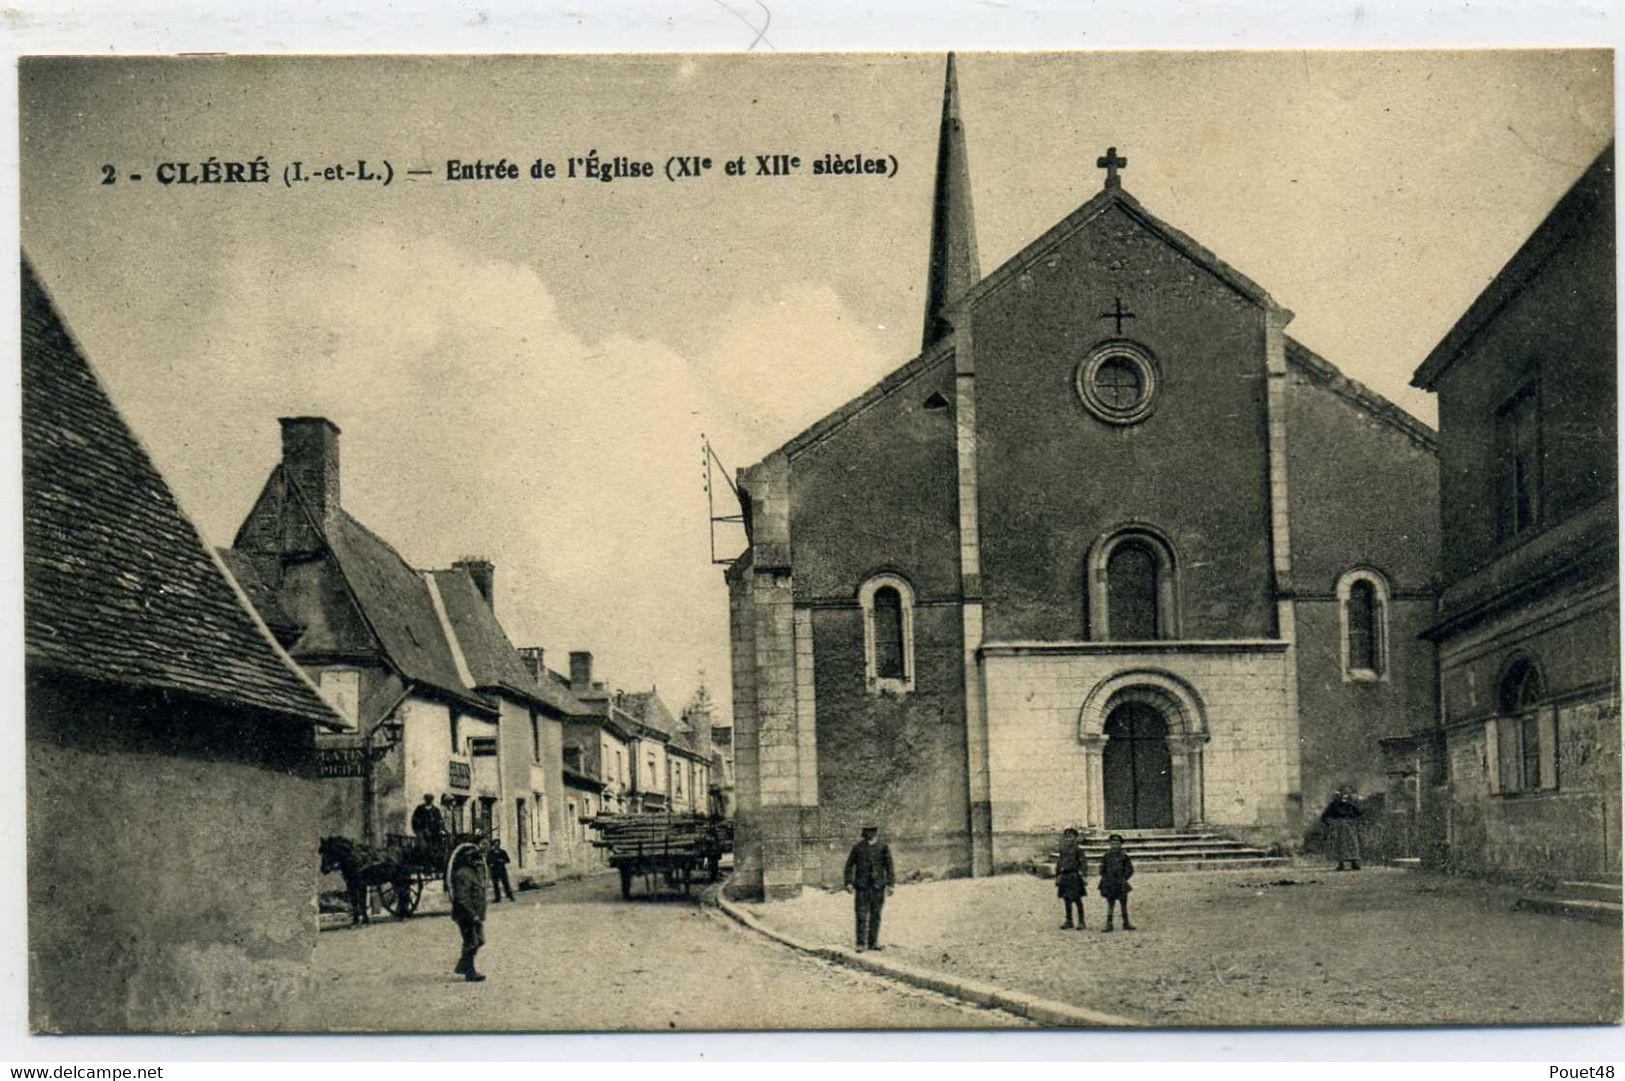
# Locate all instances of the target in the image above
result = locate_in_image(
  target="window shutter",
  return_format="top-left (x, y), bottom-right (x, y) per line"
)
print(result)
top-left (1538, 709), bottom-right (1559, 790)
top-left (1497, 716), bottom-right (1521, 793)
top-left (1485, 718), bottom-right (1500, 794)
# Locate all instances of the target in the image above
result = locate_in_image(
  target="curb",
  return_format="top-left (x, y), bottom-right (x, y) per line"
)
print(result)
top-left (711, 890), bottom-right (1143, 1028)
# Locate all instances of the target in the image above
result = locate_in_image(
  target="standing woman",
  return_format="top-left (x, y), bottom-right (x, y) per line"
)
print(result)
top-left (1320, 789), bottom-right (1364, 871)
top-left (1055, 827), bottom-right (1087, 930)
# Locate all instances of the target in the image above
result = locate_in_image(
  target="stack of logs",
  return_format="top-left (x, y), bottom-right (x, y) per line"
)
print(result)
top-left (586, 812), bottom-right (716, 860)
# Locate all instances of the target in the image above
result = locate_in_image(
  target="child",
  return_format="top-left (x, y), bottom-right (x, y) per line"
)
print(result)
top-left (1054, 827), bottom-right (1086, 929)
top-left (1098, 833), bottom-right (1135, 932)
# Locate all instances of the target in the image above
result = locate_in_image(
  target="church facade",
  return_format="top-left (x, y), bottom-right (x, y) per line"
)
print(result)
top-left (726, 57), bottom-right (1441, 898)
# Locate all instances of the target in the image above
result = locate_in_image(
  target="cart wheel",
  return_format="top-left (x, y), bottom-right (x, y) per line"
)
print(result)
top-left (619, 866), bottom-right (634, 900)
top-left (379, 878), bottom-right (423, 918)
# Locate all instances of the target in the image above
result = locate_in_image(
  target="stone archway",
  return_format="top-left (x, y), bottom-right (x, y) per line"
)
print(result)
top-left (1078, 671), bottom-right (1208, 831)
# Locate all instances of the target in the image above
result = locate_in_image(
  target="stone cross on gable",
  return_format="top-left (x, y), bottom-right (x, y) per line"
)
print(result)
top-left (1097, 146), bottom-right (1127, 190)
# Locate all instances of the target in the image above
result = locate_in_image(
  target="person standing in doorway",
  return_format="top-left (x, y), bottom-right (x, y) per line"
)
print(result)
top-left (843, 824), bottom-right (895, 952)
top-left (449, 844), bottom-right (488, 982)
top-left (1099, 833), bottom-right (1135, 932)
top-left (1055, 827), bottom-right (1087, 930)
top-left (1320, 788), bottom-right (1364, 871)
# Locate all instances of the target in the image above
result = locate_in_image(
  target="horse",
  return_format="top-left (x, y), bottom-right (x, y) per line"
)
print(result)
top-left (318, 836), bottom-right (415, 925)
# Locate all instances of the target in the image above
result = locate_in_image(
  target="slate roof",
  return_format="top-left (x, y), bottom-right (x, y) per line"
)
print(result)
top-left (318, 508), bottom-right (494, 715)
top-left (426, 568), bottom-right (586, 717)
top-left (215, 547), bottom-right (302, 643)
top-left (21, 258), bottom-right (343, 729)
top-left (1412, 143), bottom-right (1614, 391)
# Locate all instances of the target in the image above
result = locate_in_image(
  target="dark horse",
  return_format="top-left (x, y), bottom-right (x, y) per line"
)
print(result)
top-left (319, 836), bottom-right (414, 925)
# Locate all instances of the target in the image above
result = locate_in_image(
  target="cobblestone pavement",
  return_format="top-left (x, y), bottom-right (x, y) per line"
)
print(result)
top-left (742, 865), bottom-right (1624, 1027)
top-left (294, 873), bottom-right (1028, 1032)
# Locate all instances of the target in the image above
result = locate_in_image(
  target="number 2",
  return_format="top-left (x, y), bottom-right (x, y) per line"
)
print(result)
top-left (101, 165), bottom-right (115, 185)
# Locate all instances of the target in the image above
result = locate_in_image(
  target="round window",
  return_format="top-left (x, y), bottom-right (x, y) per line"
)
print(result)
top-left (1076, 342), bottom-right (1159, 425)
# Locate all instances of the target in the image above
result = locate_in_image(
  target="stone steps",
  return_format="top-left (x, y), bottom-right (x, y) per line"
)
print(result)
top-left (1036, 828), bottom-right (1288, 876)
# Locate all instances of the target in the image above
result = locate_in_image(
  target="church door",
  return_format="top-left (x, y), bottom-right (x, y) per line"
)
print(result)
top-left (1102, 701), bottom-right (1174, 829)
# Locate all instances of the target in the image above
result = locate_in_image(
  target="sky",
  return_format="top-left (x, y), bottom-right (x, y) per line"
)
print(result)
top-left (18, 51), bottom-right (1613, 726)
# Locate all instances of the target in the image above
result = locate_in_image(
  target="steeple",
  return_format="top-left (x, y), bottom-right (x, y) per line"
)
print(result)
top-left (921, 52), bottom-right (981, 351)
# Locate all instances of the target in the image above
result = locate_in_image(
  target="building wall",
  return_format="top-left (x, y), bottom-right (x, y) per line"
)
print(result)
top-left (1435, 575), bottom-right (1620, 879)
top-left (971, 203), bottom-right (1276, 642)
top-left (1284, 369), bottom-right (1441, 836)
top-left (981, 643), bottom-right (1294, 865)
top-left (1431, 193), bottom-right (1616, 584)
top-left (28, 676), bottom-right (321, 1033)
top-left (787, 357), bottom-right (962, 605)
top-left (808, 602), bottom-right (970, 884)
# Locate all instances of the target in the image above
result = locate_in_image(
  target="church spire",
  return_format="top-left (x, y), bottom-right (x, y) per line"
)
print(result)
top-left (921, 52), bottom-right (981, 351)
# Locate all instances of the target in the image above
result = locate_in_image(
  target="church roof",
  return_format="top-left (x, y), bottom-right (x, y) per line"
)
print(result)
top-left (1286, 337), bottom-right (1438, 452)
top-left (22, 258), bottom-right (344, 730)
top-left (1411, 142), bottom-right (1614, 391)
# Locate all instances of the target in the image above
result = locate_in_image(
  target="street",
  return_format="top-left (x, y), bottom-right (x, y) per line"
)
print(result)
top-left (293, 872), bottom-right (1028, 1031)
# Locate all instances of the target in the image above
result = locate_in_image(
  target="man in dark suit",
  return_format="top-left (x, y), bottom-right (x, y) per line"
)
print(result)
top-left (843, 824), bottom-right (895, 952)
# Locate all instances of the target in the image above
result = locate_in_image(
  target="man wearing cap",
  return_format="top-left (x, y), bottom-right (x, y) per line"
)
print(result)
top-left (843, 824), bottom-right (895, 952)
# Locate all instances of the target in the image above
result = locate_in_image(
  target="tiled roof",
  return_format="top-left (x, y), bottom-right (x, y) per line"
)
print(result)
top-left (21, 258), bottom-right (343, 729)
top-left (215, 547), bottom-right (302, 643)
top-left (319, 510), bottom-right (492, 715)
top-left (427, 568), bottom-right (586, 717)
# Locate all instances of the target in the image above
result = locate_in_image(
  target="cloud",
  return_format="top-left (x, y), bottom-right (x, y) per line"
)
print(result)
top-left (146, 225), bottom-right (894, 722)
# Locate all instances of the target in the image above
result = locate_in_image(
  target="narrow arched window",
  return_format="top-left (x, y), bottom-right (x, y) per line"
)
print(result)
top-left (1336, 569), bottom-right (1390, 681)
top-left (1087, 527), bottom-right (1180, 641)
top-left (1346, 580), bottom-right (1378, 672)
top-left (1107, 541), bottom-right (1159, 640)
top-left (859, 574), bottom-right (916, 694)
top-left (872, 587), bottom-right (905, 680)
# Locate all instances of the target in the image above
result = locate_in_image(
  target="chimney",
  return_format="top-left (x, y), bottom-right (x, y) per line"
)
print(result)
top-left (454, 557), bottom-right (495, 610)
top-left (279, 417), bottom-right (341, 524)
top-left (517, 646), bottom-right (546, 683)
top-left (569, 651), bottom-right (594, 692)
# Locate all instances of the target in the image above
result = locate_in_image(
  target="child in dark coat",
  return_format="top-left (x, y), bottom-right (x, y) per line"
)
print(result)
top-left (1054, 827), bottom-right (1087, 929)
top-left (1098, 833), bottom-right (1135, 932)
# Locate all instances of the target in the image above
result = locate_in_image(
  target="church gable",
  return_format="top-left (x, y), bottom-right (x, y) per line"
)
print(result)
top-left (787, 352), bottom-right (961, 604)
top-left (970, 197), bottom-right (1278, 643)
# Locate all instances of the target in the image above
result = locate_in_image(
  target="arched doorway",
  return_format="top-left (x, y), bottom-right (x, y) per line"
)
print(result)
top-left (1102, 701), bottom-right (1174, 829)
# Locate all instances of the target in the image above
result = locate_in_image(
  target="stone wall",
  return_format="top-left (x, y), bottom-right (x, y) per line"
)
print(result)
top-left (981, 641), bottom-right (1294, 866)
top-left (28, 675), bottom-right (321, 1032)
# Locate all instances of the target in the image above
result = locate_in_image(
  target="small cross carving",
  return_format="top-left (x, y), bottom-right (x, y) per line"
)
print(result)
top-left (1096, 146), bottom-right (1127, 189)
top-left (1098, 296), bottom-right (1136, 335)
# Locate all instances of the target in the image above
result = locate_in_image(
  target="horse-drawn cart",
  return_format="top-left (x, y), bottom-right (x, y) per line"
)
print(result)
top-left (587, 813), bottom-right (733, 899)
top-left (319, 832), bottom-right (476, 924)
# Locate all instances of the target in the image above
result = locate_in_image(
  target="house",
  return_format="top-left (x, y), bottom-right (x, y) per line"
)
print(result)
top-left (22, 258), bottom-right (346, 1031)
top-left (1406, 144), bottom-right (1618, 879)
top-left (724, 56), bottom-right (1441, 898)
top-left (565, 652), bottom-right (676, 812)
top-left (626, 690), bottom-right (713, 815)
top-left (559, 652), bottom-right (636, 816)
top-left (230, 417), bottom-right (527, 850)
top-left (428, 566), bottom-right (582, 876)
